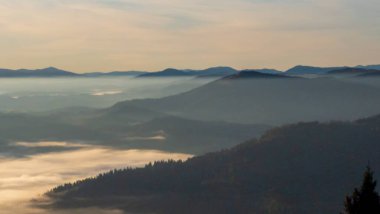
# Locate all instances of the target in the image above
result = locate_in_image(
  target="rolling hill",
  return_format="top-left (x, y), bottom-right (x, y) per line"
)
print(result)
top-left (285, 65), bottom-right (346, 75)
top-left (0, 109), bottom-right (270, 156)
top-left (111, 72), bottom-right (380, 125)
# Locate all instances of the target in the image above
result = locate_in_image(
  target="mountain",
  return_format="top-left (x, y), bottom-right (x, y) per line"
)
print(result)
top-left (0, 67), bottom-right (79, 77)
top-left (43, 114), bottom-right (380, 214)
top-left (355, 64), bottom-right (380, 70)
top-left (328, 67), bottom-right (380, 77)
top-left (254, 68), bottom-right (283, 74)
top-left (286, 65), bottom-right (346, 75)
top-left (224, 70), bottom-right (290, 79)
top-left (137, 67), bottom-right (237, 78)
top-left (82, 71), bottom-right (147, 77)
top-left (137, 68), bottom-right (197, 78)
top-left (3, 66), bottom-right (379, 78)
top-left (195, 67), bottom-right (237, 77)
top-left (0, 67), bottom-right (148, 77)
top-left (0, 66), bottom-right (235, 78)
top-left (112, 75), bottom-right (380, 125)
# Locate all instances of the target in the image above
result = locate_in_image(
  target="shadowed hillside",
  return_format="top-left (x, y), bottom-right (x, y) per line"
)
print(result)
top-left (43, 114), bottom-right (380, 214)
top-left (0, 110), bottom-right (269, 156)
top-left (112, 75), bottom-right (380, 124)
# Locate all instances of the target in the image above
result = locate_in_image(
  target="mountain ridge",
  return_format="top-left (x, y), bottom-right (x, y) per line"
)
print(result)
top-left (0, 67), bottom-right (79, 77)
top-left (224, 69), bottom-right (291, 79)
top-left (0, 64), bottom-right (379, 77)
top-left (285, 65), bottom-right (347, 75)
top-left (328, 67), bottom-right (380, 77)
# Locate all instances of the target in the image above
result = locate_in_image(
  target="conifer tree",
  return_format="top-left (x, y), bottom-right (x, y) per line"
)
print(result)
top-left (343, 166), bottom-right (380, 214)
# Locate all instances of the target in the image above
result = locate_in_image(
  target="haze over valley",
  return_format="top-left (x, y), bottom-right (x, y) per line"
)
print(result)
top-left (1, 0), bottom-right (380, 213)
top-left (0, 65), bottom-right (379, 213)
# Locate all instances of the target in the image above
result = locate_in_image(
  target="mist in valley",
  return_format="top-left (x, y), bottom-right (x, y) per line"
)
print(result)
top-left (0, 77), bottom-right (208, 213)
top-left (1, 0), bottom-right (380, 212)
top-left (0, 77), bottom-right (215, 112)
top-left (0, 71), bottom-right (380, 213)
top-left (0, 141), bottom-right (191, 214)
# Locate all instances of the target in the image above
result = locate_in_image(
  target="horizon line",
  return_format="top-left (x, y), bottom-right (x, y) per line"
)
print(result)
top-left (0, 64), bottom-right (379, 74)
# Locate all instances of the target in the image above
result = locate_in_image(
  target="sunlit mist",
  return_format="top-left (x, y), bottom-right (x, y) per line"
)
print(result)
top-left (0, 143), bottom-right (192, 213)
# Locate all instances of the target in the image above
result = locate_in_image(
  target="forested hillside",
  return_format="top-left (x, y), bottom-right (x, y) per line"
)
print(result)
top-left (44, 114), bottom-right (380, 214)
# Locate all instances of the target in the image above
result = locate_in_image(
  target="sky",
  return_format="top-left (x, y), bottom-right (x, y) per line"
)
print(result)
top-left (0, 0), bottom-right (379, 72)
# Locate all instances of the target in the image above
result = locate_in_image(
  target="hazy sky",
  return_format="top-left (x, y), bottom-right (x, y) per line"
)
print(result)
top-left (0, 0), bottom-right (379, 72)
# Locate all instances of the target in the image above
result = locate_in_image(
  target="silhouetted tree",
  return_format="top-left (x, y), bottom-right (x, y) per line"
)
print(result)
top-left (343, 166), bottom-right (380, 214)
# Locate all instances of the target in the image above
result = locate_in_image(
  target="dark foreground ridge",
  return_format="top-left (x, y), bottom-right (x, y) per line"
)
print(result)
top-left (43, 114), bottom-right (380, 214)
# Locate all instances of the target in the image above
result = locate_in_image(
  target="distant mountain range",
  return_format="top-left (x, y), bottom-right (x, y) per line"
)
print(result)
top-left (0, 67), bottom-right (79, 77)
top-left (0, 66), bottom-right (238, 78)
top-left (0, 66), bottom-right (280, 78)
top-left (355, 64), bottom-right (380, 70)
top-left (0, 67), bottom-right (148, 78)
top-left (285, 64), bottom-right (380, 76)
top-left (328, 67), bottom-right (380, 77)
top-left (0, 64), bottom-right (379, 78)
top-left (135, 65), bottom-right (380, 77)
top-left (44, 114), bottom-right (380, 214)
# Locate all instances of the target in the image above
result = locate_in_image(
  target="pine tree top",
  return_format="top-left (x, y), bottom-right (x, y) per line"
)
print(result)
top-left (343, 166), bottom-right (380, 214)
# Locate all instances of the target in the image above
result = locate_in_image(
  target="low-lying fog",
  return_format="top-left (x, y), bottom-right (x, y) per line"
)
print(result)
top-left (0, 141), bottom-right (192, 213)
top-left (0, 76), bottom-right (211, 213)
top-left (0, 77), bottom-right (215, 112)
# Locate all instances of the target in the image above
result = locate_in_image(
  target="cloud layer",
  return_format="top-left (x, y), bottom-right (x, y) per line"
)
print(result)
top-left (0, 0), bottom-right (379, 72)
